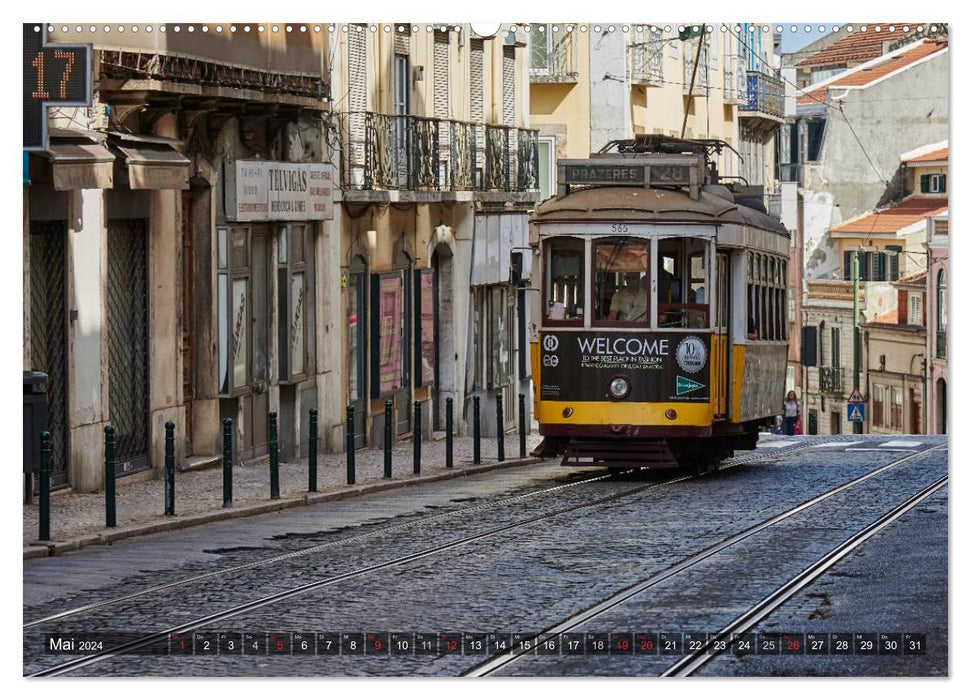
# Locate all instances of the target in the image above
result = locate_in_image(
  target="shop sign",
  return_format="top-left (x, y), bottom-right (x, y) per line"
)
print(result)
top-left (225, 160), bottom-right (334, 221)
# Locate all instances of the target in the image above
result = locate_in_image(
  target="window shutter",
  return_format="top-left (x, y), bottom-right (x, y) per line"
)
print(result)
top-left (502, 45), bottom-right (515, 126)
top-left (886, 245), bottom-right (901, 280)
top-left (873, 250), bottom-right (886, 281)
top-left (843, 250), bottom-right (852, 280)
top-left (394, 27), bottom-right (410, 55)
top-left (941, 174), bottom-right (947, 193)
top-left (857, 251), bottom-right (869, 281)
top-left (920, 173), bottom-right (930, 193)
top-left (347, 27), bottom-right (368, 178)
top-left (470, 39), bottom-right (484, 122)
top-left (433, 33), bottom-right (449, 119)
top-left (801, 326), bottom-right (818, 366)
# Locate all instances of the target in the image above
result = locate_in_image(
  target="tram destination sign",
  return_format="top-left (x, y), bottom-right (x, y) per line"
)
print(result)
top-left (559, 156), bottom-right (703, 193)
top-left (563, 163), bottom-right (647, 186)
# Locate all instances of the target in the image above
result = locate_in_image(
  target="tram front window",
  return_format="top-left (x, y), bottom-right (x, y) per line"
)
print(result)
top-left (658, 237), bottom-right (710, 328)
top-left (544, 238), bottom-right (584, 322)
top-left (593, 237), bottom-right (650, 325)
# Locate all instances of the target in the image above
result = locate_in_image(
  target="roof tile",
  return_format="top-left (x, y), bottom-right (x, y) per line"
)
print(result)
top-left (829, 197), bottom-right (947, 234)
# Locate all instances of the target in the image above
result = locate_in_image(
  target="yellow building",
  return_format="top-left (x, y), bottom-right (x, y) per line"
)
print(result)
top-left (527, 23), bottom-right (785, 201)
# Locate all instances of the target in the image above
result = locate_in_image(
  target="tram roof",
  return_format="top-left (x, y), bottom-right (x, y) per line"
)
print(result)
top-left (531, 185), bottom-right (789, 237)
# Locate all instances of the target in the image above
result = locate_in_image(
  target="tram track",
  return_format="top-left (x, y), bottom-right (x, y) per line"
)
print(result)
top-left (463, 443), bottom-right (945, 677)
top-left (25, 438), bottom-right (819, 630)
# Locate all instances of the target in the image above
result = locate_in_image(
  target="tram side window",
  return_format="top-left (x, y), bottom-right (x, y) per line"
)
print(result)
top-left (746, 253), bottom-right (787, 340)
top-left (657, 237), bottom-right (710, 328)
top-left (593, 237), bottom-right (650, 324)
top-left (544, 238), bottom-right (584, 323)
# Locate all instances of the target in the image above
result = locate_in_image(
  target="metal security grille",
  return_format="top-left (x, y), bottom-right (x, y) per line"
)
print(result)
top-left (29, 221), bottom-right (69, 489)
top-left (107, 219), bottom-right (150, 472)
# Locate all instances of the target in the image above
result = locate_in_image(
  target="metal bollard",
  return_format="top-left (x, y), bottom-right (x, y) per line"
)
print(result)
top-left (308, 408), bottom-right (318, 493)
top-left (519, 393), bottom-right (527, 458)
top-left (384, 400), bottom-right (393, 479)
top-left (222, 417), bottom-right (233, 508)
top-left (164, 421), bottom-right (175, 516)
top-left (346, 405), bottom-right (356, 485)
top-left (445, 397), bottom-right (453, 469)
top-left (268, 411), bottom-right (280, 500)
top-left (39, 431), bottom-right (50, 541)
top-left (413, 401), bottom-right (421, 475)
top-left (496, 393), bottom-right (505, 462)
top-left (104, 426), bottom-right (116, 527)
top-left (473, 396), bottom-right (481, 465)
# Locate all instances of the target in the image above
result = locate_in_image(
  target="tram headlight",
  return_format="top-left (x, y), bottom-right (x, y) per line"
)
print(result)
top-left (608, 376), bottom-right (631, 400)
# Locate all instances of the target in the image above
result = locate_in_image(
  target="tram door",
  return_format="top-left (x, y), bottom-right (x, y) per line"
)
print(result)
top-left (712, 251), bottom-right (731, 418)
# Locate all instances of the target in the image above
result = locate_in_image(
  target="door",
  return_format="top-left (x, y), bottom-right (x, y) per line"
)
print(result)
top-left (243, 228), bottom-right (270, 459)
top-left (347, 259), bottom-right (368, 447)
top-left (830, 411), bottom-right (841, 435)
top-left (432, 251), bottom-right (442, 431)
top-left (393, 54), bottom-right (410, 185)
top-left (713, 251), bottom-right (731, 418)
top-left (394, 266), bottom-right (412, 436)
top-left (29, 221), bottom-right (69, 489)
top-left (107, 219), bottom-right (150, 473)
top-left (180, 191), bottom-right (194, 451)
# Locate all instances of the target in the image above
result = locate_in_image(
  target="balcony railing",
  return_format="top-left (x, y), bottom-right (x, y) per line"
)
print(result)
top-left (341, 112), bottom-right (538, 193)
top-left (740, 70), bottom-right (784, 119)
top-left (818, 366), bottom-right (845, 394)
top-left (529, 26), bottom-right (577, 82)
top-left (937, 329), bottom-right (946, 360)
top-left (723, 56), bottom-right (746, 104)
top-left (630, 38), bottom-right (664, 86)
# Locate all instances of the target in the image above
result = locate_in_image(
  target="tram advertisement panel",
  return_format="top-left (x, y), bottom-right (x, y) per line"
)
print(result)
top-left (539, 332), bottom-right (710, 403)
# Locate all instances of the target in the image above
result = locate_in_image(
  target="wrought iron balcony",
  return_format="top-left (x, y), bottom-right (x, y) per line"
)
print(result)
top-left (341, 112), bottom-right (539, 194)
top-left (936, 329), bottom-right (946, 359)
top-left (740, 70), bottom-right (784, 120)
top-left (630, 37), bottom-right (664, 86)
top-left (529, 26), bottom-right (578, 82)
top-left (818, 366), bottom-right (845, 394)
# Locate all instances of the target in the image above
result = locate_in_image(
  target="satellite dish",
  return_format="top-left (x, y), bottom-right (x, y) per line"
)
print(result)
top-left (470, 23), bottom-right (502, 38)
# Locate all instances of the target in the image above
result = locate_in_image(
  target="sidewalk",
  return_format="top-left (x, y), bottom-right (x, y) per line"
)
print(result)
top-left (23, 433), bottom-right (544, 558)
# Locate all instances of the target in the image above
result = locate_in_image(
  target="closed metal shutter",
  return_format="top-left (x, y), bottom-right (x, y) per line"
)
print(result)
top-left (502, 45), bottom-right (515, 125)
top-left (394, 26), bottom-right (410, 55)
top-left (434, 33), bottom-right (449, 118)
top-left (469, 39), bottom-right (484, 123)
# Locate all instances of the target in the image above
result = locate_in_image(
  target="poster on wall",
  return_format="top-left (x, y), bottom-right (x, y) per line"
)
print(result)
top-left (372, 273), bottom-right (404, 396)
top-left (415, 269), bottom-right (436, 387)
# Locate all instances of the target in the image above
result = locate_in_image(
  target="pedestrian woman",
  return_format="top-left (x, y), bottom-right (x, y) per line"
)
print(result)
top-left (784, 391), bottom-right (801, 436)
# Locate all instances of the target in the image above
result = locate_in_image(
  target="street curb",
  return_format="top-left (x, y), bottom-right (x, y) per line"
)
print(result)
top-left (24, 456), bottom-right (542, 559)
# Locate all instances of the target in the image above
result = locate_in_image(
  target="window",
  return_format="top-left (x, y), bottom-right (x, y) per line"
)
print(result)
top-left (806, 120), bottom-right (825, 162)
top-left (937, 269), bottom-right (947, 359)
top-left (890, 386), bottom-right (903, 430)
top-left (920, 173), bottom-right (946, 194)
top-left (873, 384), bottom-right (886, 427)
top-left (746, 252), bottom-right (786, 340)
top-left (831, 327), bottom-right (841, 368)
top-left (529, 24), bottom-right (552, 74)
top-left (593, 236), bottom-right (650, 325)
top-left (544, 238), bottom-right (584, 324)
top-left (537, 136), bottom-right (556, 201)
top-left (217, 227), bottom-right (251, 395)
top-left (908, 292), bottom-right (923, 326)
top-left (371, 272), bottom-right (406, 397)
top-left (278, 224), bottom-right (310, 383)
top-left (886, 246), bottom-right (901, 281)
top-left (658, 237), bottom-right (709, 328)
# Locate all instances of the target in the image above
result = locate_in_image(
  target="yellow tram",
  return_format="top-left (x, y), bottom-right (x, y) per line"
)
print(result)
top-left (529, 136), bottom-right (789, 471)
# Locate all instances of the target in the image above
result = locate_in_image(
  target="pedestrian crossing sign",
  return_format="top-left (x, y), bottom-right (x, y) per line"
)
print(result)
top-left (847, 402), bottom-right (865, 423)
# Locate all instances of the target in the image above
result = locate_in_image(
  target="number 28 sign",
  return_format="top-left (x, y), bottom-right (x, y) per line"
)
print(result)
top-left (23, 24), bottom-right (93, 150)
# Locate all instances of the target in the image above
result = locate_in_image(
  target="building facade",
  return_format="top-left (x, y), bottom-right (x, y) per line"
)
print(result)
top-left (26, 25), bottom-right (331, 491)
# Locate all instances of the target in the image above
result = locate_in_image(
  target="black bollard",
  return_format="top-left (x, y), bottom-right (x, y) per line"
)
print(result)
top-left (413, 401), bottom-right (421, 475)
top-left (384, 400), bottom-right (393, 479)
top-left (268, 411), bottom-right (280, 500)
top-left (445, 397), bottom-right (454, 469)
top-left (519, 393), bottom-right (527, 458)
top-left (222, 417), bottom-right (233, 508)
top-left (39, 431), bottom-right (50, 541)
top-left (164, 421), bottom-right (175, 516)
top-left (473, 396), bottom-right (481, 465)
top-left (496, 393), bottom-right (505, 462)
top-left (308, 408), bottom-right (318, 493)
top-left (104, 426), bottom-right (116, 527)
top-left (346, 405), bottom-right (356, 485)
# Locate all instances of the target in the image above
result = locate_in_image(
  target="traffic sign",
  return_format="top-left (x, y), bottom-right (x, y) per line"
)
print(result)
top-left (848, 386), bottom-right (864, 403)
top-left (847, 402), bottom-right (865, 423)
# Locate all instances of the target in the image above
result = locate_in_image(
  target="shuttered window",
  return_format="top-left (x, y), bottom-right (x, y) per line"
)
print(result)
top-left (470, 39), bottom-right (484, 123)
top-left (886, 245), bottom-right (901, 280)
top-left (502, 45), bottom-right (515, 126)
top-left (433, 33), bottom-right (449, 118)
top-left (347, 26), bottom-right (368, 176)
top-left (394, 26), bottom-right (410, 55)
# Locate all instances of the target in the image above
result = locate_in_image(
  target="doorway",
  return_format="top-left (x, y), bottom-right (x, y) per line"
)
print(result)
top-left (347, 256), bottom-right (368, 447)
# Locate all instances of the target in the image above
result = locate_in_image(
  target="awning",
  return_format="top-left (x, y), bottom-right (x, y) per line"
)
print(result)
top-left (45, 128), bottom-right (114, 191)
top-left (107, 132), bottom-right (190, 190)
